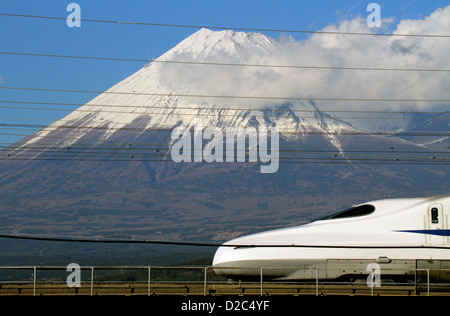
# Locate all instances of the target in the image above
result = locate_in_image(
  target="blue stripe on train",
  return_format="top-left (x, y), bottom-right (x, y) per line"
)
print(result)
top-left (398, 230), bottom-right (450, 236)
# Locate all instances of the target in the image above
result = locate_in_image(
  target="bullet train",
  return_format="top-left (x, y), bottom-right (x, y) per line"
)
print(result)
top-left (213, 195), bottom-right (450, 281)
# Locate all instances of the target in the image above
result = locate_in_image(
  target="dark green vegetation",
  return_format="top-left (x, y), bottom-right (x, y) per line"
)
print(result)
top-left (0, 238), bottom-right (217, 282)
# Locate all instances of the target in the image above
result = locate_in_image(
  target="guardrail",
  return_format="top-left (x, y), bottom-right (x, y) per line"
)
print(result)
top-left (0, 265), bottom-right (448, 296)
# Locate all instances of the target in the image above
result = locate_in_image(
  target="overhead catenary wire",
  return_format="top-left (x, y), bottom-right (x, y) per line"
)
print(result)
top-left (3, 150), bottom-right (449, 164)
top-left (0, 100), bottom-right (449, 119)
top-left (2, 86), bottom-right (450, 103)
top-left (3, 139), bottom-right (448, 157)
top-left (0, 126), bottom-right (450, 152)
top-left (1, 124), bottom-right (449, 142)
top-left (1, 156), bottom-right (449, 166)
top-left (1, 51), bottom-right (450, 73)
top-left (2, 125), bottom-right (447, 164)
top-left (1, 107), bottom-right (449, 123)
top-left (1, 233), bottom-right (450, 249)
top-left (3, 145), bottom-right (449, 157)
top-left (2, 140), bottom-right (447, 166)
top-left (2, 133), bottom-right (449, 165)
top-left (1, 127), bottom-right (449, 138)
top-left (2, 140), bottom-right (449, 163)
top-left (1, 119), bottom-right (449, 149)
top-left (1, 12), bottom-right (450, 38)
top-left (2, 140), bottom-right (449, 161)
top-left (1, 99), bottom-right (449, 115)
top-left (3, 136), bottom-right (448, 155)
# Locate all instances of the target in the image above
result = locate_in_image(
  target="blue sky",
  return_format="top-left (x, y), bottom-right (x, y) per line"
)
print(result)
top-left (0, 0), bottom-right (449, 146)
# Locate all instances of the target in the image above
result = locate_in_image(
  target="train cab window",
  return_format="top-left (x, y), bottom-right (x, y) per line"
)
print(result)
top-left (431, 207), bottom-right (439, 223)
top-left (312, 204), bottom-right (375, 221)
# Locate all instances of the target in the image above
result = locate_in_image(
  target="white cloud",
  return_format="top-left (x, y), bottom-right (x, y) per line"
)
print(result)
top-left (158, 6), bottom-right (450, 112)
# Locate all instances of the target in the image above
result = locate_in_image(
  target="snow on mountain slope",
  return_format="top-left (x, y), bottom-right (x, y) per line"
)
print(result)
top-left (15, 28), bottom-right (419, 153)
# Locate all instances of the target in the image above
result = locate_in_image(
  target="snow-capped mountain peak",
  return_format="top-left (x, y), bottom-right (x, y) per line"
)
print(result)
top-left (17, 29), bottom-right (359, 150)
top-left (160, 28), bottom-right (279, 61)
top-left (15, 28), bottom-right (431, 154)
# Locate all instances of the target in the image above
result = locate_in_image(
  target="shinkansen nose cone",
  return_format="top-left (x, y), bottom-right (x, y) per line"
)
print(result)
top-left (212, 245), bottom-right (236, 277)
top-left (212, 232), bottom-right (281, 280)
top-left (212, 234), bottom-right (264, 280)
top-left (213, 245), bottom-right (235, 266)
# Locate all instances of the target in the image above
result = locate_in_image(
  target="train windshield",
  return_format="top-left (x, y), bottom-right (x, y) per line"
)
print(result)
top-left (311, 204), bottom-right (375, 221)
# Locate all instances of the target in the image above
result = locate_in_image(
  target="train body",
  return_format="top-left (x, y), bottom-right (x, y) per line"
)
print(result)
top-left (212, 195), bottom-right (450, 281)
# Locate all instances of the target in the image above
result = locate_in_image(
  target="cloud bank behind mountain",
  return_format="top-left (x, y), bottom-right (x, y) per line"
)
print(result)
top-left (157, 6), bottom-right (450, 112)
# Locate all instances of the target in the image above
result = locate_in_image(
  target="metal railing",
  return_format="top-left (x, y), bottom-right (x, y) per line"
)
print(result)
top-left (0, 265), bottom-right (448, 296)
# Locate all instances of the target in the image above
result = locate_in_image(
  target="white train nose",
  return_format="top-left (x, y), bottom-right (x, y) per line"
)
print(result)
top-left (212, 246), bottom-right (235, 277)
top-left (213, 246), bottom-right (234, 266)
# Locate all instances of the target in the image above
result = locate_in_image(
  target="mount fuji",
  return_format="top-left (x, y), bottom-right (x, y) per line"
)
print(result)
top-left (0, 29), bottom-right (448, 244)
top-left (16, 29), bottom-right (359, 151)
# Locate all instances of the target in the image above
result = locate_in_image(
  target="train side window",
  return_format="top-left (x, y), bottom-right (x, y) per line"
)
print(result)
top-left (314, 204), bottom-right (375, 221)
top-left (431, 207), bottom-right (439, 224)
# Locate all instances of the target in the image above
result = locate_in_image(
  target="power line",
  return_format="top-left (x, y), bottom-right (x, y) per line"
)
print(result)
top-left (1, 155), bottom-right (449, 165)
top-left (0, 133), bottom-right (450, 160)
top-left (1, 127), bottom-right (449, 138)
top-left (3, 144), bottom-right (448, 156)
top-left (4, 138), bottom-right (448, 155)
top-left (1, 51), bottom-right (449, 72)
top-left (2, 132), bottom-right (448, 161)
top-left (0, 234), bottom-right (223, 247)
top-left (1, 105), bottom-right (448, 121)
top-left (4, 150), bottom-right (448, 164)
top-left (3, 135), bottom-right (449, 165)
top-left (2, 133), bottom-right (448, 164)
top-left (0, 147), bottom-right (450, 163)
top-left (20, 147), bottom-right (450, 163)
top-left (2, 86), bottom-right (449, 102)
top-left (2, 234), bottom-right (450, 249)
top-left (1, 100), bottom-right (448, 115)
top-left (1, 120), bottom-right (448, 155)
top-left (4, 139), bottom-right (447, 155)
top-left (1, 12), bottom-right (450, 38)
top-left (1, 122), bottom-right (447, 151)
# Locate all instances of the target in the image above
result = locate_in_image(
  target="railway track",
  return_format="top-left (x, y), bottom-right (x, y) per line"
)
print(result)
top-left (1, 281), bottom-right (449, 296)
